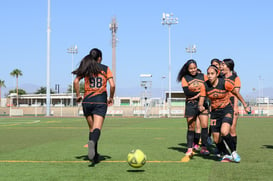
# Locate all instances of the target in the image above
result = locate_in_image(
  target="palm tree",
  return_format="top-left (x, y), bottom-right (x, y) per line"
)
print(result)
top-left (0, 80), bottom-right (6, 106)
top-left (10, 69), bottom-right (23, 106)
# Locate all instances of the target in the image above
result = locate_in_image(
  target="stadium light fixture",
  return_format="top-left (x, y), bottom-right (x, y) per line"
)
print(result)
top-left (161, 12), bottom-right (178, 117)
top-left (186, 44), bottom-right (197, 59)
top-left (67, 45), bottom-right (78, 107)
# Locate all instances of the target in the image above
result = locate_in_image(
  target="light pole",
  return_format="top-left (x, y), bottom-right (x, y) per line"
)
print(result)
top-left (186, 44), bottom-right (197, 59)
top-left (161, 12), bottom-right (178, 117)
top-left (161, 75), bottom-right (166, 103)
top-left (46, 0), bottom-right (51, 116)
top-left (67, 45), bottom-right (78, 106)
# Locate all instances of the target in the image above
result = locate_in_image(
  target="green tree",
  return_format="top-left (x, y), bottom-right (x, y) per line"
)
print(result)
top-left (9, 89), bottom-right (26, 95)
top-left (67, 81), bottom-right (85, 93)
top-left (0, 80), bottom-right (6, 105)
top-left (10, 69), bottom-right (23, 106)
top-left (35, 87), bottom-right (54, 94)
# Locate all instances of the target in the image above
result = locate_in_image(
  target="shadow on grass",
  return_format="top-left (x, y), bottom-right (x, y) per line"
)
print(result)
top-left (168, 143), bottom-right (188, 153)
top-left (261, 145), bottom-right (273, 149)
top-left (126, 169), bottom-right (145, 173)
top-left (75, 154), bottom-right (112, 167)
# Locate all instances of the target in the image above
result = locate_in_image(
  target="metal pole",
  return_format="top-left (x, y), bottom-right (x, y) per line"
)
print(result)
top-left (71, 53), bottom-right (74, 106)
top-left (168, 25), bottom-right (171, 117)
top-left (161, 13), bottom-right (178, 117)
top-left (67, 45), bottom-right (78, 107)
top-left (46, 0), bottom-right (51, 116)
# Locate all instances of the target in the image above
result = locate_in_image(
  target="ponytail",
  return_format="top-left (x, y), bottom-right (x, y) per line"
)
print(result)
top-left (72, 54), bottom-right (102, 77)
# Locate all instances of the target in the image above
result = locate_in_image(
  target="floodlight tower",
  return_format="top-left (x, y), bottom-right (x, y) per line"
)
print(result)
top-left (186, 44), bottom-right (197, 58)
top-left (109, 17), bottom-right (118, 85)
top-left (161, 12), bottom-right (178, 117)
top-left (67, 45), bottom-right (78, 106)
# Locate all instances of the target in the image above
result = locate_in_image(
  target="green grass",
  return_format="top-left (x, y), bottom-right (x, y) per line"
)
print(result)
top-left (0, 117), bottom-right (272, 181)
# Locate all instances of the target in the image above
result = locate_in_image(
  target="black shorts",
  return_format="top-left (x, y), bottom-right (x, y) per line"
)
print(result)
top-left (82, 103), bottom-right (108, 117)
top-left (210, 104), bottom-right (234, 133)
top-left (184, 100), bottom-right (209, 118)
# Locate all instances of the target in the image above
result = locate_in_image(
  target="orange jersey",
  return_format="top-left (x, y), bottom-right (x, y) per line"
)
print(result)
top-left (200, 78), bottom-right (235, 110)
top-left (181, 73), bottom-right (208, 98)
top-left (225, 73), bottom-right (241, 106)
top-left (83, 64), bottom-right (113, 102)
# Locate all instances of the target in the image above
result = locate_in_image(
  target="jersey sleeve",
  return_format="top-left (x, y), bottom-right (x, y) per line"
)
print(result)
top-left (181, 77), bottom-right (188, 87)
top-left (107, 67), bottom-right (113, 80)
top-left (234, 76), bottom-right (241, 88)
top-left (225, 79), bottom-right (235, 92)
top-left (204, 74), bottom-right (208, 81)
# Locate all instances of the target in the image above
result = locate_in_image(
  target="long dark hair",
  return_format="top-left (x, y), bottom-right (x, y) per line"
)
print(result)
top-left (72, 48), bottom-right (102, 77)
top-left (223, 58), bottom-right (237, 76)
top-left (177, 59), bottom-right (197, 82)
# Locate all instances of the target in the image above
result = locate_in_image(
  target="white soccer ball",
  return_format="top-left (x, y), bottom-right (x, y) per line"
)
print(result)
top-left (127, 149), bottom-right (147, 168)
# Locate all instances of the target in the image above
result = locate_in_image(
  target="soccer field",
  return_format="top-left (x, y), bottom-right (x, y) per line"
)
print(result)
top-left (0, 116), bottom-right (272, 181)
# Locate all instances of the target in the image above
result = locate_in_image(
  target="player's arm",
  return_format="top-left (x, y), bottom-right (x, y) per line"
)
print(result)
top-left (231, 88), bottom-right (250, 113)
top-left (74, 76), bottom-right (83, 102)
top-left (233, 87), bottom-right (240, 114)
top-left (181, 77), bottom-right (198, 98)
top-left (187, 93), bottom-right (200, 100)
top-left (107, 67), bottom-right (115, 105)
top-left (108, 77), bottom-right (115, 105)
top-left (233, 77), bottom-right (241, 114)
top-left (198, 83), bottom-right (206, 112)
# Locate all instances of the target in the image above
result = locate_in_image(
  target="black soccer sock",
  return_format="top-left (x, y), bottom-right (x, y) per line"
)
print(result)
top-left (187, 130), bottom-right (195, 148)
top-left (222, 134), bottom-right (235, 153)
top-left (232, 136), bottom-right (237, 151)
top-left (201, 128), bottom-right (208, 147)
top-left (216, 140), bottom-right (228, 155)
top-left (95, 142), bottom-right (98, 155)
top-left (91, 128), bottom-right (101, 144)
top-left (208, 125), bottom-right (212, 137)
top-left (92, 129), bottom-right (101, 155)
top-left (194, 132), bottom-right (201, 145)
top-left (89, 131), bottom-right (92, 141)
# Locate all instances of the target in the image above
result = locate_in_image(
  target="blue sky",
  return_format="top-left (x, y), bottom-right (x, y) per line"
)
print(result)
top-left (0, 0), bottom-right (272, 99)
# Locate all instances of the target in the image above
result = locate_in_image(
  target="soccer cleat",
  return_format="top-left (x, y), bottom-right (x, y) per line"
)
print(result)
top-left (185, 148), bottom-right (194, 157)
top-left (200, 147), bottom-right (210, 155)
top-left (221, 155), bottom-right (233, 162)
top-left (88, 140), bottom-right (95, 160)
top-left (232, 151), bottom-right (241, 163)
top-left (193, 143), bottom-right (200, 151)
top-left (181, 149), bottom-right (193, 162)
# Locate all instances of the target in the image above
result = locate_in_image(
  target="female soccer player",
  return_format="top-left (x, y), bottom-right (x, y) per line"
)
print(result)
top-left (177, 59), bottom-right (210, 158)
top-left (72, 48), bottom-right (115, 163)
top-left (198, 65), bottom-right (250, 162)
top-left (222, 59), bottom-right (241, 151)
top-left (207, 58), bottom-right (222, 146)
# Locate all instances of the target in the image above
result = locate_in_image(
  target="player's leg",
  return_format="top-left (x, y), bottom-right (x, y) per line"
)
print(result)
top-left (186, 116), bottom-right (196, 156)
top-left (89, 114), bottom-right (104, 161)
top-left (230, 112), bottom-right (238, 151)
top-left (193, 117), bottom-right (201, 151)
top-left (221, 115), bottom-right (240, 162)
top-left (199, 112), bottom-right (210, 155)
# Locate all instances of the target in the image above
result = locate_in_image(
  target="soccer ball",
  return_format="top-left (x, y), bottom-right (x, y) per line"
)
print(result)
top-left (127, 149), bottom-right (147, 168)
